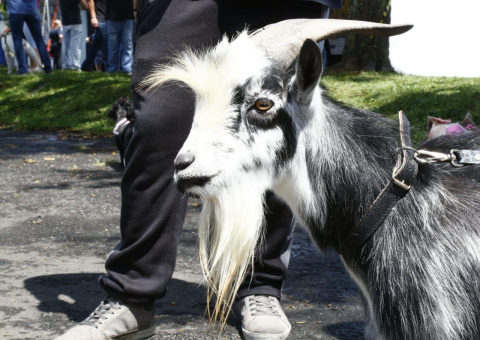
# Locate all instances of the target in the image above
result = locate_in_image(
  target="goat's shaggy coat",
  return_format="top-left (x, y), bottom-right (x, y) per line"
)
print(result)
top-left (143, 31), bottom-right (480, 340)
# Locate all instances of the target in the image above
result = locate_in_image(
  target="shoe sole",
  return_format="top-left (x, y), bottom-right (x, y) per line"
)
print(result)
top-left (113, 325), bottom-right (156, 340)
top-left (242, 326), bottom-right (291, 340)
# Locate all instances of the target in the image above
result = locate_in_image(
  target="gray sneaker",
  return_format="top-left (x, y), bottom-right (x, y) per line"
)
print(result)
top-left (239, 295), bottom-right (291, 340)
top-left (55, 298), bottom-right (156, 340)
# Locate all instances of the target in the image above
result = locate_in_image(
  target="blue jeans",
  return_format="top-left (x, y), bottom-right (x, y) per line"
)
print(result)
top-left (106, 19), bottom-right (133, 73)
top-left (8, 13), bottom-right (52, 74)
top-left (81, 22), bottom-right (108, 71)
top-left (62, 24), bottom-right (83, 70)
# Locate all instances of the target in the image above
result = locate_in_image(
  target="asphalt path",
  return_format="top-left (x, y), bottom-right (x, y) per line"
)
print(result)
top-left (0, 130), bottom-right (365, 340)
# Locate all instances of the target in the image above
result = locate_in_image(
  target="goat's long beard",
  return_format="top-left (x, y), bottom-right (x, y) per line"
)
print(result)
top-left (197, 180), bottom-right (266, 326)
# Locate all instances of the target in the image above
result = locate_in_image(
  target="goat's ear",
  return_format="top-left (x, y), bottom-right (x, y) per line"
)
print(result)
top-left (294, 39), bottom-right (323, 104)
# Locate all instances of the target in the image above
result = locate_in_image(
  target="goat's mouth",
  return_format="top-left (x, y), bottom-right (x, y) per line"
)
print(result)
top-left (176, 175), bottom-right (214, 191)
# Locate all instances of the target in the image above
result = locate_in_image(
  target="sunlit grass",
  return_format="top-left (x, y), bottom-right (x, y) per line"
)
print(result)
top-left (322, 72), bottom-right (480, 143)
top-left (0, 69), bottom-right (131, 135)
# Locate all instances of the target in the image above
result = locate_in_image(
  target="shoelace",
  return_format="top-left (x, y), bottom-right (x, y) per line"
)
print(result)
top-left (248, 296), bottom-right (281, 316)
top-left (80, 299), bottom-right (122, 328)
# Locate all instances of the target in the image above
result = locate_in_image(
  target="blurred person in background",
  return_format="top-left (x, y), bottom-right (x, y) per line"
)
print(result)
top-left (105, 0), bottom-right (133, 73)
top-left (0, 10), bottom-right (6, 68)
top-left (48, 19), bottom-right (63, 70)
top-left (2, 0), bottom-right (52, 74)
top-left (81, 0), bottom-right (107, 72)
top-left (59, 0), bottom-right (87, 70)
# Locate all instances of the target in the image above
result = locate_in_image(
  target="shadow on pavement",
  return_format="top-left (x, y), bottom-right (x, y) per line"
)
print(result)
top-left (24, 274), bottom-right (238, 328)
top-left (0, 130), bottom-right (118, 159)
top-left (24, 273), bottom-right (107, 322)
top-left (324, 322), bottom-right (366, 340)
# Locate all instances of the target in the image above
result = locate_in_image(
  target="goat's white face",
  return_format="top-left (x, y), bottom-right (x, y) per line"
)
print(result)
top-left (175, 69), bottom-right (293, 196)
top-left (142, 32), bottom-right (324, 323)
top-left (145, 34), bottom-right (323, 197)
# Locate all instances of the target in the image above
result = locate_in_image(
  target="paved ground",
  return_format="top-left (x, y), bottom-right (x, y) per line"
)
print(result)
top-left (0, 130), bottom-right (365, 340)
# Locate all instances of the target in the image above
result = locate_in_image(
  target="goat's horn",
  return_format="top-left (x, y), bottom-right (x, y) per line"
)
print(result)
top-left (250, 19), bottom-right (413, 68)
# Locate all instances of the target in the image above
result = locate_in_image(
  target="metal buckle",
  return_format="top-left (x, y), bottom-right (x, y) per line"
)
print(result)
top-left (450, 149), bottom-right (464, 167)
top-left (392, 149), bottom-right (412, 191)
top-left (392, 177), bottom-right (412, 190)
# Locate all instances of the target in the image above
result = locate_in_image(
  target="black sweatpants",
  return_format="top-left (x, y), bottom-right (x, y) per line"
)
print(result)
top-left (99, 0), bottom-right (325, 306)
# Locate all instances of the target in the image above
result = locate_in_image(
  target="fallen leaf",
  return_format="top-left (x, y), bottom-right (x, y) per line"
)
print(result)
top-left (44, 157), bottom-right (55, 161)
top-left (327, 304), bottom-right (332, 308)
top-left (90, 194), bottom-right (96, 197)
top-left (170, 302), bottom-right (177, 306)
top-left (24, 159), bottom-right (38, 164)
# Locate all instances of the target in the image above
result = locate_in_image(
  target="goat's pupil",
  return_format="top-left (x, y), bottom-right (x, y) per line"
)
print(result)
top-left (255, 99), bottom-right (272, 112)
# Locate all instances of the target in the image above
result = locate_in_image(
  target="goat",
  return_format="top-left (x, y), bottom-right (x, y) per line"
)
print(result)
top-left (142, 19), bottom-right (480, 340)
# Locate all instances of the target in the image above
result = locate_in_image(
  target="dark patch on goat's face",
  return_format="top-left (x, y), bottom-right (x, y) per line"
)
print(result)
top-left (224, 71), bottom-right (296, 178)
top-left (273, 107), bottom-right (297, 169)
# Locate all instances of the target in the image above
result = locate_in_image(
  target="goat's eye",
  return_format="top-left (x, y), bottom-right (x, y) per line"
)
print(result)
top-left (255, 99), bottom-right (273, 112)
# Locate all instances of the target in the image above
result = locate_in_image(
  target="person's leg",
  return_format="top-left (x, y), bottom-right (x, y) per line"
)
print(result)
top-left (8, 13), bottom-right (28, 74)
top-left (98, 22), bottom-right (108, 70)
top-left (22, 21), bottom-right (38, 69)
top-left (237, 193), bottom-right (294, 300)
top-left (24, 13), bottom-right (52, 72)
top-left (81, 38), bottom-right (98, 71)
top-left (52, 46), bottom-right (59, 69)
top-left (120, 19), bottom-right (133, 73)
top-left (70, 24), bottom-right (83, 70)
top-left (81, 42), bottom-right (95, 71)
top-left (62, 26), bottom-right (72, 69)
top-left (55, 2), bottom-right (224, 339)
top-left (99, 0), bottom-right (224, 304)
top-left (106, 20), bottom-right (120, 72)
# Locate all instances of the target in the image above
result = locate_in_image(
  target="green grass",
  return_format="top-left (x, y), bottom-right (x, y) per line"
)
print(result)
top-left (0, 68), bottom-right (131, 135)
top-left (322, 72), bottom-right (480, 143)
top-left (0, 68), bottom-right (479, 143)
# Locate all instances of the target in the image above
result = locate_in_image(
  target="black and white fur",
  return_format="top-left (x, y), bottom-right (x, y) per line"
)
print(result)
top-left (0, 20), bottom-right (43, 74)
top-left (143, 33), bottom-right (480, 339)
top-left (108, 97), bottom-right (134, 166)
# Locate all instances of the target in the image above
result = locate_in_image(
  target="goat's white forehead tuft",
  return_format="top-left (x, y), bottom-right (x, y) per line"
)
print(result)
top-left (141, 31), bottom-right (271, 125)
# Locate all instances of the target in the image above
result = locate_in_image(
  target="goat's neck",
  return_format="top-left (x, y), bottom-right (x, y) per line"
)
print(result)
top-left (274, 95), bottom-right (398, 250)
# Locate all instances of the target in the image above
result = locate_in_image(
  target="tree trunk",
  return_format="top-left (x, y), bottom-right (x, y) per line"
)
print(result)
top-left (339, 0), bottom-right (393, 71)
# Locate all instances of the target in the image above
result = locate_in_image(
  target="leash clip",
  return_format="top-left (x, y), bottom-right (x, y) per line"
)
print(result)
top-left (414, 149), bottom-right (451, 164)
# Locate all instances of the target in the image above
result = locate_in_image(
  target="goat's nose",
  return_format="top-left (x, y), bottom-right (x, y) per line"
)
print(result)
top-left (174, 153), bottom-right (195, 171)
